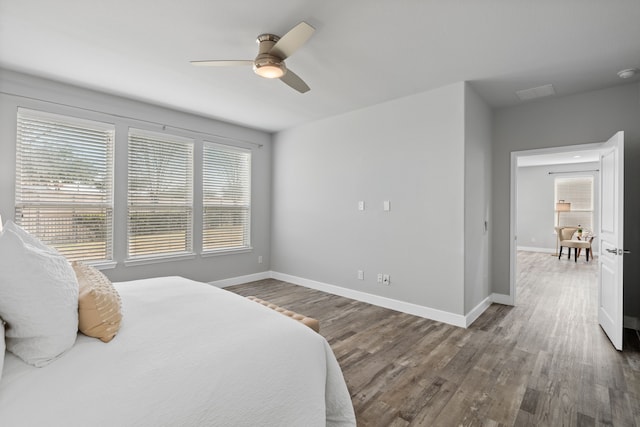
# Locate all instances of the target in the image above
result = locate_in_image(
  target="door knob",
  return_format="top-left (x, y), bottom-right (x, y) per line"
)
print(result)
top-left (606, 248), bottom-right (632, 255)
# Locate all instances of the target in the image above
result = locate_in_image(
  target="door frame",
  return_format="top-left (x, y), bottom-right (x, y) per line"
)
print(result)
top-left (509, 142), bottom-right (605, 305)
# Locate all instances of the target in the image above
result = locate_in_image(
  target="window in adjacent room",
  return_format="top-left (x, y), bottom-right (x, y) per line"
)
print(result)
top-left (15, 108), bottom-right (115, 262)
top-left (202, 142), bottom-right (251, 253)
top-left (127, 129), bottom-right (194, 260)
top-left (554, 176), bottom-right (594, 230)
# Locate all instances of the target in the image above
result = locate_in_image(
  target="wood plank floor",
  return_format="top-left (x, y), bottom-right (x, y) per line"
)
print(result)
top-left (226, 251), bottom-right (640, 426)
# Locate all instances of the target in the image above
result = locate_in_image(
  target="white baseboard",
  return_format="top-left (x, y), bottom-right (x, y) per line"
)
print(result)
top-left (624, 315), bottom-right (640, 331)
top-left (517, 246), bottom-right (555, 254)
top-left (209, 271), bottom-right (271, 288)
top-left (490, 293), bottom-right (513, 305)
top-left (211, 271), bottom-right (511, 328)
top-left (271, 271), bottom-right (468, 328)
top-left (517, 246), bottom-right (600, 258)
top-left (465, 297), bottom-right (492, 327)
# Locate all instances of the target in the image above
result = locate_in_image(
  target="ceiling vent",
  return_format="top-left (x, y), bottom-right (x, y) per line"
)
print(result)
top-left (516, 84), bottom-right (556, 102)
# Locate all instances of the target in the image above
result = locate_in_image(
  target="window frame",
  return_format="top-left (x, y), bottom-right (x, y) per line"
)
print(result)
top-left (125, 128), bottom-right (195, 264)
top-left (14, 107), bottom-right (115, 265)
top-left (554, 175), bottom-right (594, 231)
top-left (201, 141), bottom-right (252, 255)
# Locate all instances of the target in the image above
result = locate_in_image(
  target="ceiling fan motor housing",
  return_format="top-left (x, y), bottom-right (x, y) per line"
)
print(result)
top-left (253, 34), bottom-right (287, 78)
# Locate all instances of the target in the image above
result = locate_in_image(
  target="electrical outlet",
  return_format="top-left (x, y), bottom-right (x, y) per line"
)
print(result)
top-left (258, 256), bottom-right (263, 264)
top-left (377, 273), bottom-right (383, 283)
top-left (382, 274), bottom-right (390, 285)
top-left (357, 270), bottom-right (364, 280)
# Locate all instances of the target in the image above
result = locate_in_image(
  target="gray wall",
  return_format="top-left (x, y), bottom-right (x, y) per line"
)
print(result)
top-left (492, 82), bottom-right (640, 318)
top-left (517, 162), bottom-right (600, 253)
top-left (272, 83), bottom-right (468, 315)
top-left (464, 84), bottom-right (493, 313)
top-left (0, 69), bottom-right (272, 284)
top-left (4, 68), bottom-right (637, 321)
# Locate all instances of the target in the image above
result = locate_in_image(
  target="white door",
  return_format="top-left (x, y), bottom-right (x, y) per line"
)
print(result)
top-left (598, 131), bottom-right (624, 350)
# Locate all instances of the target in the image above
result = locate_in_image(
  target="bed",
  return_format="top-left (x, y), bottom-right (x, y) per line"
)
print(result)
top-left (0, 275), bottom-right (356, 426)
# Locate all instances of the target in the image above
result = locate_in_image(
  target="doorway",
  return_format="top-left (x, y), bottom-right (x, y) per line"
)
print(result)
top-left (510, 143), bottom-right (603, 307)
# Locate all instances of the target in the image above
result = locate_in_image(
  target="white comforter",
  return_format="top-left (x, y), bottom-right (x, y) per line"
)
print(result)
top-left (0, 276), bottom-right (355, 426)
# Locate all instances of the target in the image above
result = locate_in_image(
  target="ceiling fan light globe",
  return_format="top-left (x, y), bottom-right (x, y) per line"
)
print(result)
top-left (254, 63), bottom-right (285, 79)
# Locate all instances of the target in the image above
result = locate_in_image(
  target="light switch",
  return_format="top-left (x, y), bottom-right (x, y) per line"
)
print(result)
top-left (383, 200), bottom-right (390, 211)
top-left (358, 201), bottom-right (365, 211)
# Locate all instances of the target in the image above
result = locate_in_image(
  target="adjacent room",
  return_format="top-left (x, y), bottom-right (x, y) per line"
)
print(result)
top-left (1, 1), bottom-right (640, 426)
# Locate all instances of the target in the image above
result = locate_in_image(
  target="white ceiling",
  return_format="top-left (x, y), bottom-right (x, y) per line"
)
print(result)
top-left (1, 1), bottom-right (639, 133)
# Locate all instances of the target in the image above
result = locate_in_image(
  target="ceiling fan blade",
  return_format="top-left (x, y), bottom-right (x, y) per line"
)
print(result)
top-left (190, 60), bottom-right (253, 67)
top-left (280, 69), bottom-right (310, 93)
top-left (269, 22), bottom-right (315, 59)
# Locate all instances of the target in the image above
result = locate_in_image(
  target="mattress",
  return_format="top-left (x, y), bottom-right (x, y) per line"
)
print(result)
top-left (0, 276), bottom-right (355, 426)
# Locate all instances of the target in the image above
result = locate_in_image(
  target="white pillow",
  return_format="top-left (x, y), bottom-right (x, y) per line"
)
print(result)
top-left (4, 220), bottom-right (57, 253)
top-left (0, 228), bottom-right (79, 367)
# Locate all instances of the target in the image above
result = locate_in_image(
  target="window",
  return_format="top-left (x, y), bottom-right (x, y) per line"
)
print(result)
top-left (554, 176), bottom-right (594, 230)
top-left (15, 108), bottom-right (114, 262)
top-left (202, 142), bottom-right (251, 252)
top-left (127, 129), bottom-right (193, 259)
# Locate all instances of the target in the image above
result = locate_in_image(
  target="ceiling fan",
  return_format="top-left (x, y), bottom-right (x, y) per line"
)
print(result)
top-left (191, 21), bottom-right (315, 93)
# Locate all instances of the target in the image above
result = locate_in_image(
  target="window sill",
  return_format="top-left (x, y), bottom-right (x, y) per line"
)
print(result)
top-left (201, 247), bottom-right (253, 258)
top-left (87, 261), bottom-right (118, 270)
top-left (124, 252), bottom-right (197, 267)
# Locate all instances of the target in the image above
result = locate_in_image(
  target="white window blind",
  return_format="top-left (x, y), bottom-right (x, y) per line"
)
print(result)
top-left (127, 129), bottom-right (193, 259)
top-left (15, 108), bottom-right (114, 262)
top-left (554, 176), bottom-right (594, 230)
top-left (203, 142), bottom-right (251, 252)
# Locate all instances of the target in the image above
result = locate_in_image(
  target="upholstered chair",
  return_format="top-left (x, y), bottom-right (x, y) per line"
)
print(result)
top-left (558, 226), bottom-right (593, 262)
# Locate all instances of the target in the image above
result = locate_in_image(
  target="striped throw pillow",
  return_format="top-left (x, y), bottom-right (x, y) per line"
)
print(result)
top-left (72, 262), bottom-right (122, 343)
